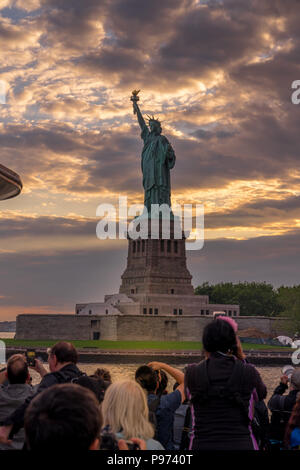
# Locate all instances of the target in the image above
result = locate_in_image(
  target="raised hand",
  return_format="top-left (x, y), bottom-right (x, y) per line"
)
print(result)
top-left (0, 425), bottom-right (13, 446)
top-left (30, 358), bottom-right (48, 378)
top-left (280, 375), bottom-right (289, 385)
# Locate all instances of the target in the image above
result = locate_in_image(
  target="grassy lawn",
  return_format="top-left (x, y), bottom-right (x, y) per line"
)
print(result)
top-left (0, 338), bottom-right (292, 351)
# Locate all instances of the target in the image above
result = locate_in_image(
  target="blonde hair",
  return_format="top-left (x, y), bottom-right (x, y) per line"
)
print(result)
top-left (101, 380), bottom-right (155, 441)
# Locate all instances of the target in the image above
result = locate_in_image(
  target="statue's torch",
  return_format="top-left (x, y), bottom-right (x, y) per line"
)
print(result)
top-left (131, 89), bottom-right (140, 114)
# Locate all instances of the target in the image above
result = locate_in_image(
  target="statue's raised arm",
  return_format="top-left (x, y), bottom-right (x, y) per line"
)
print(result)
top-left (134, 101), bottom-right (147, 132)
top-left (131, 90), bottom-right (147, 133)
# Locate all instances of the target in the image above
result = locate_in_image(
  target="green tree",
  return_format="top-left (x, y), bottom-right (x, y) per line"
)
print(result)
top-left (277, 285), bottom-right (300, 336)
top-left (195, 281), bottom-right (281, 317)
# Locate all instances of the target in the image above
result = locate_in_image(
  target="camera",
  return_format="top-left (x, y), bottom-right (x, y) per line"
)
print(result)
top-left (99, 425), bottom-right (140, 450)
top-left (124, 440), bottom-right (140, 451)
top-left (100, 425), bottom-right (119, 450)
top-left (26, 349), bottom-right (36, 367)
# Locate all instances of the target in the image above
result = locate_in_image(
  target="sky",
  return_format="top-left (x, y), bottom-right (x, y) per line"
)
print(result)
top-left (0, 0), bottom-right (300, 320)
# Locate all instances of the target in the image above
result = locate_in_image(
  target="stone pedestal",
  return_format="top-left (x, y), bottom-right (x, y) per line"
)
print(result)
top-left (119, 216), bottom-right (194, 295)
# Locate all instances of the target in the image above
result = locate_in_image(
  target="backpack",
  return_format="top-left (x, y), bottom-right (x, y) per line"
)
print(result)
top-left (52, 368), bottom-right (85, 384)
top-left (189, 359), bottom-right (258, 437)
top-left (72, 375), bottom-right (108, 403)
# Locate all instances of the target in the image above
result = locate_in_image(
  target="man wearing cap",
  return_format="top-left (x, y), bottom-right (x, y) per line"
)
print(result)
top-left (268, 368), bottom-right (300, 448)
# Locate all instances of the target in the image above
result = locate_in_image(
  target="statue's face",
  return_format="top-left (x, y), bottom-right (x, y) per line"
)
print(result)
top-left (150, 121), bottom-right (162, 135)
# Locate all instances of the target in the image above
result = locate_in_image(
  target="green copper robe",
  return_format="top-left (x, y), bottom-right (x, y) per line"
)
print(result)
top-left (140, 124), bottom-right (176, 213)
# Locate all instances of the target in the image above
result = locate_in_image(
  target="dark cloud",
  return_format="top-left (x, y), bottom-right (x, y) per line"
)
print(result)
top-left (0, 246), bottom-right (127, 312)
top-left (3, 0), bottom-right (300, 195)
top-left (0, 17), bottom-right (34, 47)
top-left (1, 229), bottom-right (300, 319)
top-left (0, 123), bottom-right (85, 153)
top-left (106, 0), bottom-right (185, 45)
top-left (191, 128), bottom-right (237, 140)
top-left (38, 0), bottom-right (107, 50)
top-left (188, 229), bottom-right (300, 288)
top-left (68, 0), bottom-right (283, 90)
top-left (0, 123), bottom-right (143, 195)
top-left (157, 3), bottom-right (264, 71)
top-left (77, 47), bottom-right (144, 75)
top-left (229, 0), bottom-right (300, 102)
top-left (1, 110), bottom-right (299, 199)
top-left (205, 195), bottom-right (300, 229)
top-left (0, 214), bottom-right (96, 238)
top-left (2, 191), bottom-right (298, 244)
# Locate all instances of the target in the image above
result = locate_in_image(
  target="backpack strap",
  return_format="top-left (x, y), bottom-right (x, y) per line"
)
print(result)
top-left (188, 360), bottom-right (210, 405)
top-left (179, 406), bottom-right (192, 451)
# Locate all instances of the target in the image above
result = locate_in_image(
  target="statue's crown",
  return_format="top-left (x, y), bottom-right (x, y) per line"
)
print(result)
top-left (146, 114), bottom-right (161, 126)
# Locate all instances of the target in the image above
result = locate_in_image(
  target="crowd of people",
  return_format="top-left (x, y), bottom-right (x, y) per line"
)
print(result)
top-left (0, 317), bottom-right (300, 451)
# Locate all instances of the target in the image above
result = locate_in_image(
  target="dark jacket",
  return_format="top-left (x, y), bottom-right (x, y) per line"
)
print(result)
top-left (268, 382), bottom-right (300, 443)
top-left (0, 384), bottom-right (35, 450)
top-left (185, 353), bottom-right (267, 451)
top-left (3, 363), bottom-right (83, 436)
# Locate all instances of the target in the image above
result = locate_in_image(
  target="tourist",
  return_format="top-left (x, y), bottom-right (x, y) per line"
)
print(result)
top-left (284, 396), bottom-right (300, 449)
top-left (217, 317), bottom-right (270, 449)
top-left (101, 379), bottom-right (164, 450)
top-left (135, 362), bottom-right (184, 450)
top-left (72, 374), bottom-right (110, 404)
top-left (268, 368), bottom-right (300, 449)
top-left (0, 341), bottom-right (84, 446)
top-left (25, 383), bottom-right (101, 450)
top-left (91, 367), bottom-right (112, 393)
top-left (92, 367), bottom-right (112, 384)
top-left (0, 354), bottom-right (35, 450)
top-left (185, 319), bottom-right (267, 450)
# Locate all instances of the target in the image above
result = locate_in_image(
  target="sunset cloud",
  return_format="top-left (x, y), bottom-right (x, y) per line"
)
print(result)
top-left (0, 0), bottom-right (300, 318)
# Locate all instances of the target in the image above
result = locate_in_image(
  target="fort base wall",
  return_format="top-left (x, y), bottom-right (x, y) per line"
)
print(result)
top-left (15, 314), bottom-right (290, 342)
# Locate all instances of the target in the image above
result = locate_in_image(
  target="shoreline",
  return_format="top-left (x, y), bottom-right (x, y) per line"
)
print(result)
top-left (4, 346), bottom-right (294, 366)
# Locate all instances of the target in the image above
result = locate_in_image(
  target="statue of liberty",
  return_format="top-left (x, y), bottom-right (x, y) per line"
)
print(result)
top-left (131, 90), bottom-right (176, 214)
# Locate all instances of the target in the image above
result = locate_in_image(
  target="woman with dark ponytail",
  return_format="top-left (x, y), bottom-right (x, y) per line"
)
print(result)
top-left (184, 318), bottom-right (267, 450)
